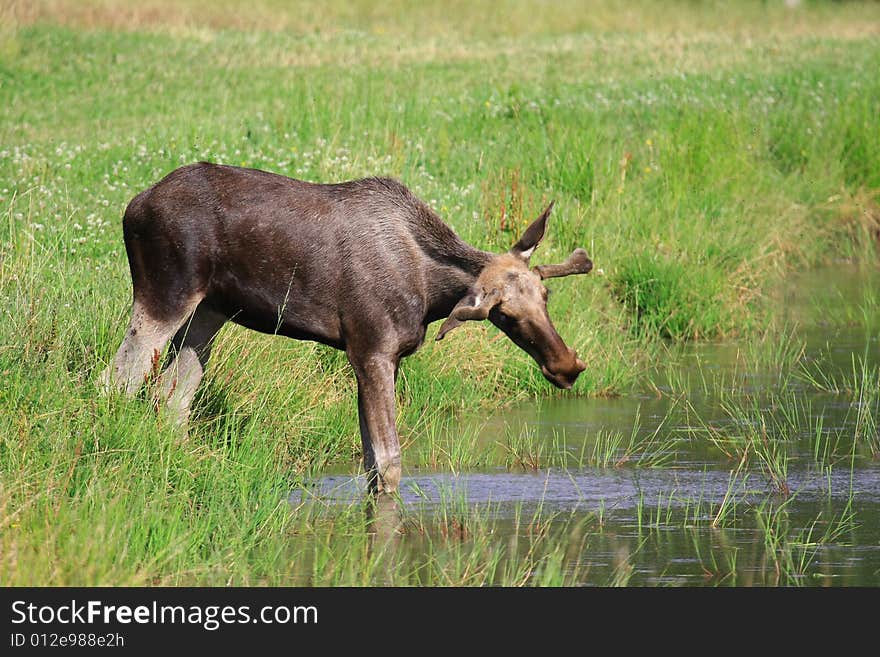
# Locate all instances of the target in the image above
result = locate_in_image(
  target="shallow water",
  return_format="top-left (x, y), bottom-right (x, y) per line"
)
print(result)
top-left (298, 265), bottom-right (880, 585)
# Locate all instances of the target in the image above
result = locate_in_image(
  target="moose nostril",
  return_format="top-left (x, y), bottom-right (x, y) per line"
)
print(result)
top-left (575, 358), bottom-right (586, 372)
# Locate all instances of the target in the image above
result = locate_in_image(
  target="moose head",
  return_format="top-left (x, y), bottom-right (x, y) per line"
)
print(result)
top-left (436, 202), bottom-right (593, 389)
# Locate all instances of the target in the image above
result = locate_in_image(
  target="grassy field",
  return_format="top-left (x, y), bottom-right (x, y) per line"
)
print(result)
top-left (1, 0), bottom-right (879, 585)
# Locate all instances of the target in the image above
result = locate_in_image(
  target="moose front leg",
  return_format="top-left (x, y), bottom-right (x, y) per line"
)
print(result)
top-left (350, 354), bottom-right (402, 495)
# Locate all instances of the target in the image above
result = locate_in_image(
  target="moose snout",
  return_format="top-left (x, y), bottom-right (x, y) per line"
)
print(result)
top-left (540, 352), bottom-right (586, 390)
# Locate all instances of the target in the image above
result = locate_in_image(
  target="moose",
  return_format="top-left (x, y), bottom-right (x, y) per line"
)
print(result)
top-left (101, 162), bottom-right (593, 494)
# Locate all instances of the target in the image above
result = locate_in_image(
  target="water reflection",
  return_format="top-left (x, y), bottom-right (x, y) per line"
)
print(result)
top-left (313, 466), bottom-right (880, 510)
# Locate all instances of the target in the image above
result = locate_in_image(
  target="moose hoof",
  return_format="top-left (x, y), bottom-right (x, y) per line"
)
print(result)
top-left (96, 366), bottom-right (121, 396)
top-left (368, 463), bottom-right (401, 496)
top-left (380, 464), bottom-right (401, 494)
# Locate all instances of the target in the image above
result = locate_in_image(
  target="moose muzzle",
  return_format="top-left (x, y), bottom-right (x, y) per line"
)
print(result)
top-left (540, 349), bottom-right (586, 390)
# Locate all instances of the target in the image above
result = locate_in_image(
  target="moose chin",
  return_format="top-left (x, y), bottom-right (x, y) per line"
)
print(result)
top-left (100, 162), bottom-right (594, 494)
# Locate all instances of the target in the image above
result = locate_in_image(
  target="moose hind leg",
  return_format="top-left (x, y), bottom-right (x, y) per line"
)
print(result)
top-left (100, 298), bottom-right (200, 396)
top-left (158, 303), bottom-right (227, 427)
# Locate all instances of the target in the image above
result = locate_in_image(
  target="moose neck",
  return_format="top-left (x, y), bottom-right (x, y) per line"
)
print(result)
top-left (409, 206), bottom-right (494, 324)
top-left (423, 246), bottom-right (492, 324)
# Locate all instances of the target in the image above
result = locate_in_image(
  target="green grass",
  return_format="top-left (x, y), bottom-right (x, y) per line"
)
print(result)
top-left (1, 0), bottom-right (880, 585)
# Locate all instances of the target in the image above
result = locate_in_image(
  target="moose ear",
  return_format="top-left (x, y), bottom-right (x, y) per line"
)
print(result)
top-left (435, 288), bottom-right (502, 341)
top-left (510, 201), bottom-right (554, 261)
